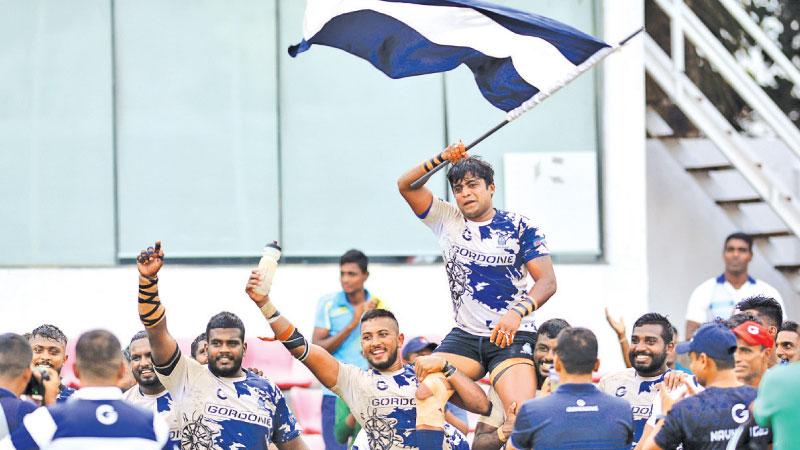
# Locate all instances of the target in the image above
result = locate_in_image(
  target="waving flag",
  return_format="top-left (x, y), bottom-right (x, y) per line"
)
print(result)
top-left (289, 0), bottom-right (613, 118)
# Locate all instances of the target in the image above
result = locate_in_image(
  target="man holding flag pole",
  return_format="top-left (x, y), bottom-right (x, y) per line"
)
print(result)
top-left (288, 0), bottom-right (642, 446)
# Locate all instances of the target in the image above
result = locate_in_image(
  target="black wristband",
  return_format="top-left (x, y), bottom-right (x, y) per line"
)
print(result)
top-left (443, 361), bottom-right (457, 378)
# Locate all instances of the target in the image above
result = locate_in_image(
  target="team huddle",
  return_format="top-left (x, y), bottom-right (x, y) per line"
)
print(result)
top-left (1, 146), bottom-right (796, 450)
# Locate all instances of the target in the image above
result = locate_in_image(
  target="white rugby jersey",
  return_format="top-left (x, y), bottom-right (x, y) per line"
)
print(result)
top-left (122, 385), bottom-right (179, 448)
top-left (0, 387), bottom-right (168, 450)
top-left (333, 363), bottom-right (468, 450)
top-left (597, 368), bottom-right (667, 447)
top-left (420, 198), bottom-right (549, 336)
top-left (155, 350), bottom-right (300, 449)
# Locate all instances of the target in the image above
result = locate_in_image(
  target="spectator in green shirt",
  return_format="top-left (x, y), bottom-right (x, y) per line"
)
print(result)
top-left (754, 361), bottom-right (800, 450)
top-left (334, 397), bottom-right (361, 448)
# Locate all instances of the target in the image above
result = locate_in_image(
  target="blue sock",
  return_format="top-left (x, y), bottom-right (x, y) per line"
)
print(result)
top-left (416, 429), bottom-right (444, 450)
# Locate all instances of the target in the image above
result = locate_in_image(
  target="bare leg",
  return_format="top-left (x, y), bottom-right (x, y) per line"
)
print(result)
top-left (494, 363), bottom-right (536, 412)
top-left (434, 352), bottom-right (485, 380)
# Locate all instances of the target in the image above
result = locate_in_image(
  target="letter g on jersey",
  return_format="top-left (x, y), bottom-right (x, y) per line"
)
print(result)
top-left (96, 404), bottom-right (119, 425)
top-left (731, 403), bottom-right (749, 424)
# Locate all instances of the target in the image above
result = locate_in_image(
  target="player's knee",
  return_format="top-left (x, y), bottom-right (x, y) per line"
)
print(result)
top-left (415, 373), bottom-right (453, 429)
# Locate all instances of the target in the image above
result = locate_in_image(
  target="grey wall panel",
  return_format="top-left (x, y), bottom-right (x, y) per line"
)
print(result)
top-left (277, 0), bottom-right (448, 257)
top-left (114, 1), bottom-right (280, 258)
top-left (0, 1), bottom-right (115, 265)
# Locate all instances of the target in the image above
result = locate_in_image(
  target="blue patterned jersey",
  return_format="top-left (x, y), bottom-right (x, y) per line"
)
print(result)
top-left (597, 368), bottom-right (668, 447)
top-left (420, 197), bottom-right (549, 336)
top-left (56, 385), bottom-right (75, 404)
top-left (122, 386), bottom-right (180, 449)
top-left (154, 351), bottom-right (301, 449)
top-left (333, 364), bottom-right (468, 450)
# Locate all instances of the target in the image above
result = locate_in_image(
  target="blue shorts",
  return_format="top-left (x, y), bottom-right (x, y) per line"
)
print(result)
top-left (435, 327), bottom-right (537, 374)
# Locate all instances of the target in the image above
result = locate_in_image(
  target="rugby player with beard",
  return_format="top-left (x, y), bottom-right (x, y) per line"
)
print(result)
top-left (122, 331), bottom-right (180, 449)
top-left (28, 324), bottom-right (75, 403)
top-left (246, 270), bottom-right (490, 450)
top-left (532, 319), bottom-right (571, 394)
top-left (598, 313), bottom-right (674, 447)
top-left (133, 241), bottom-right (306, 450)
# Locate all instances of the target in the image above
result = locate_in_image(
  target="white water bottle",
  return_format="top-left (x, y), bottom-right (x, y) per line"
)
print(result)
top-left (254, 241), bottom-right (281, 296)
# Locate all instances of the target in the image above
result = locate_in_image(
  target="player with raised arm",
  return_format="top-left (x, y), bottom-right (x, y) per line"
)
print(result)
top-left (133, 241), bottom-right (307, 450)
top-left (397, 143), bottom-right (557, 413)
top-left (245, 270), bottom-right (490, 450)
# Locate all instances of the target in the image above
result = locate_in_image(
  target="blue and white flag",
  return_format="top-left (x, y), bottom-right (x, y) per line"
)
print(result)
top-left (289, 0), bottom-right (613, 119)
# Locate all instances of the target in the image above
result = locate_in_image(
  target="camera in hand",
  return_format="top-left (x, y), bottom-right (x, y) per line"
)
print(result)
top-left (24, 366), bottom-right (51, 405)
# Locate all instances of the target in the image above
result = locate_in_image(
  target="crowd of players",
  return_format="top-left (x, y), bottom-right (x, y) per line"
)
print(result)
top-left (0, 148), bottom-right (798, 449)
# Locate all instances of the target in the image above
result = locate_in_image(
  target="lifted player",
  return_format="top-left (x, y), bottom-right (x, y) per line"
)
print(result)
top-left (397, 144), bottom-right (557, 411)
top-left (246, 271), bottom-right (490, 450)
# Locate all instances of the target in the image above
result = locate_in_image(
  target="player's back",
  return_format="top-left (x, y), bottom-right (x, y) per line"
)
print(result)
top-left (2, 387), bottom-right (168, 449)
top-left (655, 386), bottom-right (771, 450)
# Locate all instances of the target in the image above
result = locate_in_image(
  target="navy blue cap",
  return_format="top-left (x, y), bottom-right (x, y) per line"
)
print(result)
top-left (402, 337), bottom-right (438, 360)
top-left (676, 322), bottom-right (737, 360)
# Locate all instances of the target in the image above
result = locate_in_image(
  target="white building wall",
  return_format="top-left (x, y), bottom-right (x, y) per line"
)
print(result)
top-left (0, 0), bottom-right (647, 374)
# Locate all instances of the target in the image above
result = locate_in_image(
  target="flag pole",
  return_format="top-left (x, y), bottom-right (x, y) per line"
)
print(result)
top-left (409, 27), bottom-right (645, 189)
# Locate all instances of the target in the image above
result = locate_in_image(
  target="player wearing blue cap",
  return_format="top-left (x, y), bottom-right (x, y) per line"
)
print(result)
top-left (641, 322), bottom-right (771, 450)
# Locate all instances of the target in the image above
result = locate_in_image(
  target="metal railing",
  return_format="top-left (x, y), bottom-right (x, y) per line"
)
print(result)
top-left (651, 0), bottom-right (800, 157)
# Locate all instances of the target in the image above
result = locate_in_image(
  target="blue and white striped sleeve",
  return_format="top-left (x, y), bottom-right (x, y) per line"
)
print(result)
top-left (0, 407), bottom-right (57, 450)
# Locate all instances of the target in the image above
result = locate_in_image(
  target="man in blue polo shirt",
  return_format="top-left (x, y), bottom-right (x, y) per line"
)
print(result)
top-left (511, 327), bottom-right (634, 449)
top-left (1, 329), bottom-right (168, 449)
top-left (642, 322), bottom-right (771, 450)
top-left (0, 334), bottom-right (60, 439)
top-left (312, 249), bottom-right (385, 450)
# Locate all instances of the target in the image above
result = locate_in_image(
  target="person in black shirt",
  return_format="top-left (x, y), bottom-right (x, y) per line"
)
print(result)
top-left (642, 322), bottom-right (771, 450)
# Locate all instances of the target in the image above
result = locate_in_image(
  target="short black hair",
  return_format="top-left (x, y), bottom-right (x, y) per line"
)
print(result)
top-left (447, 156), bottom-right (494, 188)
top-left (671, 325), bottom-right (680, 340)
top-left (340, 249), bottom-right (368, 273)
top-left (75, 329), bottom-right (123, 379)
top-left (555, 327), bottom-right (598, 375)
top-left (724, 232), bottom-right (753, 252)
top-left (707, 353), bottom-right (735, 370)
top-left (30, 324), bottom-right (68, 346)
top-left (538, 318), bottom-right (570, 339)
top-left (633, 313), bottom-right (674, 344)
top-left (736, 295), bottom-right (783, 328)
top-left (206, 312), bottom-right (245, 341)
top-left (191, 332), bottom-right (208, 358)
top-left (130, 330), bottom-right (149, 346)
top-left (361, 308), bottom-right (398, 327)
top-left (0, 333), bottom-right (33, 378)
top-left (726, 312), bottom-right (762, 329)
top-left (122, 345), bottom-right (131, 363)
top-left (780, 321), bottom-right (799, 333)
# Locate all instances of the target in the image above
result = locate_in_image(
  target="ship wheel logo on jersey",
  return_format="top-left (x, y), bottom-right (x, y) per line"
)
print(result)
top-left (363, 407), bottom-right (400, 450)
top-left (446, 254), bottom-right (472, 314)
top-left (182, 413), bottom-right (214, 449)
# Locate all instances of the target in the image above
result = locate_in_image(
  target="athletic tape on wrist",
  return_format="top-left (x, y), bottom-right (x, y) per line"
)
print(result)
top-left (267, 311), bottom-right (282, 324)
top-left (422, 152), bottom-right (446, 173)
top-left (260, 302), bottom-right (277, 318)
top-left (138, 275), bottom-right (165, 328)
